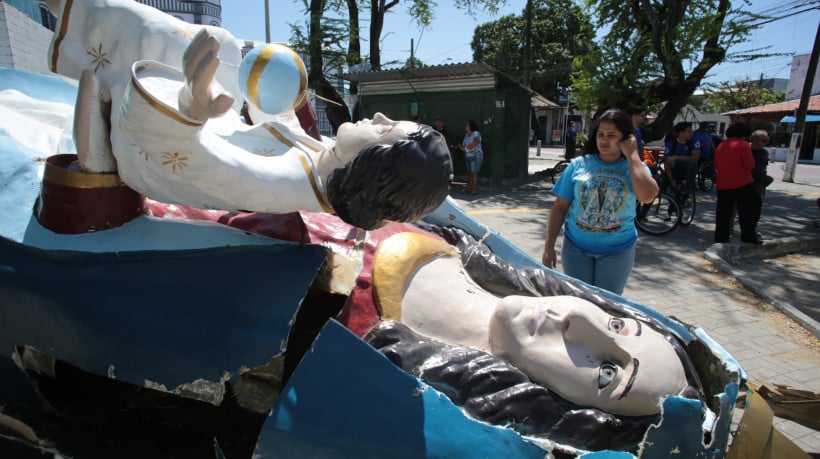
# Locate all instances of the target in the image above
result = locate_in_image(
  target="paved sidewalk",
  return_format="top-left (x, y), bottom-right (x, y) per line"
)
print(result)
top-left (451, 146), bottom-right (820, 453)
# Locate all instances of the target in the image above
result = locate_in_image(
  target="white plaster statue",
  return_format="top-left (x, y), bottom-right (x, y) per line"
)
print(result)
top-left (46, 0), bottom-right (450, 229)
top-left (372, 232), bottom-right (690, 416)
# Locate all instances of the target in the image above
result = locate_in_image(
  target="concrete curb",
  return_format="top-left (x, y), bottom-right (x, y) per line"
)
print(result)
top-left (704, 237), bottom-right (820, 338)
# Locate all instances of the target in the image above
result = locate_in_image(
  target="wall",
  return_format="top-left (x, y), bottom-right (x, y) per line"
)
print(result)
top-left (357, 88), bottom-right (496, 179)
top-left (786, 54), bottom-right (820, 101)
top-left (356, 85), bottom-right (530, 183)
top-left (0, 2), bottom-right (52, 74)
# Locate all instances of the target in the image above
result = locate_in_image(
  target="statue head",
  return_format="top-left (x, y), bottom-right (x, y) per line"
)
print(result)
top-left (490, 295), bottom-right (689, 416)
top-left (326, 118), bottom-right (451, 230)
top-left (373, 231), bottom-right (702, 418)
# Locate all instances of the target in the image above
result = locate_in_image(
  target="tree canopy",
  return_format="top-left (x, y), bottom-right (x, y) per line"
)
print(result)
top-left (702, 80), bottom-right (786, 114)
top-left (288, 0), bottom-right (506, 132)
top-left (470, 0), bottom-right (594, 100)
top-left (572, 0), bottom-right (766, 140)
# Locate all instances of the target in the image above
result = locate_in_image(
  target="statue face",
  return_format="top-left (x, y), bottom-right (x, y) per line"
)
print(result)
top-left (334, 113), bottom-right (419, 160)
top-left (489, 296), bottom-right (687, 416)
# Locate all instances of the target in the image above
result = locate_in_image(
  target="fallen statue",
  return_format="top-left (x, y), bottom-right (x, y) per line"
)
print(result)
top-left (0, 0), bottom-right (799, 457)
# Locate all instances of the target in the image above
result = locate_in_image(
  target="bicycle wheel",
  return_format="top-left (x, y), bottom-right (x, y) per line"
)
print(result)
top-left (635, 194), bottom-right (681, 236)
top-left (678, 190), bottom-right (696, 227)
top-left (698, 163), bottom-right (715, 191)
top-left (551, 160), bottom-right (570, 184)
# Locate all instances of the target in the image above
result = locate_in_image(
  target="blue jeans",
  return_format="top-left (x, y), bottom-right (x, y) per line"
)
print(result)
top-left (465, 150), bottom-right (483, 173)
top-left (560, 237), bottom-right (635, 294)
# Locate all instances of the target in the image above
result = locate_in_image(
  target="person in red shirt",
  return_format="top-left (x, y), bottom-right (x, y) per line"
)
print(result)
top-left (713, 122), bottom-right (762, 243)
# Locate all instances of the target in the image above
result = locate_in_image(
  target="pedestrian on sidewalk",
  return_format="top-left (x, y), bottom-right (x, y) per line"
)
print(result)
top-left (713, 122), bottom-right (762, 244)
top-left (627, 106), bottom-right (646, 161)
top-left (565, 121), bottom-right (577, 159)
top-left (750, 130), bottom-right (773, 197)
top-left (457, 119), bottom-right (483, 195)
top-left (542, 109), bottom-right (658, 294)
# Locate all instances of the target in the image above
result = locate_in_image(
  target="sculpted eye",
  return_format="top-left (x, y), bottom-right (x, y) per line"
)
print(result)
top-left (598, 362), bottom-right (618, 389)
top-left (608, 318), bottom-right (625, 333)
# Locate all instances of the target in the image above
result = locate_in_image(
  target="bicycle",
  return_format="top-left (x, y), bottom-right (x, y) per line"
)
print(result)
top-left (697, 158), bottom-right (715, 192)
top-left (635, 192), bottom-right (682, 236)
top-left (665, 168), bottom-right (697, 227)
top-left (657, 156), bottom-right (698, 227)
top-left (635, 158), bottom-right (682, 236)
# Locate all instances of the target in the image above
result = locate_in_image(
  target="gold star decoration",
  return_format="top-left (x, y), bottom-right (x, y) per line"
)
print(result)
top-left (87, 43), bottom-right (111, 73)
top-left (172, 27), bottom-right (197, 41)
top-left (161, 152), bottom-right (189, 173)
top-left (254, 147), bottom-right (276, 157)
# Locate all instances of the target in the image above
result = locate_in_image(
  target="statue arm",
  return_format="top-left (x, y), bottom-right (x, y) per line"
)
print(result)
top-left (178, 29), bottom-right (234, 121)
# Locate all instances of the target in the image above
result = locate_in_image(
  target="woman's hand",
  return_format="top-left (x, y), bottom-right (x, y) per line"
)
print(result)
top-left (542, 246), bottom-right (557, 268)
top-left (619, 135), bottom-right (639, 159)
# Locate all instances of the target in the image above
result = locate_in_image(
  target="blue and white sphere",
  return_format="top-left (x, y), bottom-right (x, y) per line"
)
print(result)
top-left (238, 44), bottom-right (307, 115)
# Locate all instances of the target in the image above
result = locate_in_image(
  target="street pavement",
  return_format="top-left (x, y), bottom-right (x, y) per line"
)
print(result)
top-left (449, 145), bottom-right (820, 454)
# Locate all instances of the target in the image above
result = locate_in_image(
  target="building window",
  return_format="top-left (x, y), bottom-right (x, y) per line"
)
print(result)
top-left (39, 4), bottom-right (57, 31)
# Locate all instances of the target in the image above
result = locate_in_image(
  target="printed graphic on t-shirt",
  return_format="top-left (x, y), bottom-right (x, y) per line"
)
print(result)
top-left (575, 173), bottom-right (627, 232)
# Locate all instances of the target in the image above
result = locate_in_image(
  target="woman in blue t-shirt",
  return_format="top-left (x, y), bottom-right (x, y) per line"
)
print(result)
top-left (458, 120), bottom-right (483, 195)
top-left (542, 109), bottom-right (658, 294)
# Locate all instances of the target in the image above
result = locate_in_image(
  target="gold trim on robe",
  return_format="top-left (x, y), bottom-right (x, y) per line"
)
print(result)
top-left (372, 233), bottom-right (459, 321)
top-left (262, 124), bottom-right (334, 213)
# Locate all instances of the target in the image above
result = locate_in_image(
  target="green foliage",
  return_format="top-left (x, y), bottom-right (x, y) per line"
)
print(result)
top-left (702, 80), bottom-right (786, 114)
top-left (404, 56), bottom-right (424, 68)
top-left (572, 0), bottom-right (769, 140)
top-left (288, 13), bottom-right (350, 71)
top-left (470, 0), bottom-right (594, 99)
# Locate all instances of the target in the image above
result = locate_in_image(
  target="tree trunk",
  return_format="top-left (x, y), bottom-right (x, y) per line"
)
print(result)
top-left (640, 0), bottom-right (730, 141)
top-left (346, 0), bottom-right (361, 96)
top-left (369, 0), bottom-right (384, 70)
top-left (308, 0), bottom-right (351, 134)
top-left (522, 0), bottom-right (532, 88)
top-left (369, 0), bottom-right (398, 71)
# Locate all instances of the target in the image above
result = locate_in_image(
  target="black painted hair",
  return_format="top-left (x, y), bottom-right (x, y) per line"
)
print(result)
top-left (326, 124), bottom-right (452, 230)
top-left (725, 122), bottom-right (752, 139)
top-left (420, 224), bottom-right (705, 404)
top-left (583, 108), bottom-right (633, 155)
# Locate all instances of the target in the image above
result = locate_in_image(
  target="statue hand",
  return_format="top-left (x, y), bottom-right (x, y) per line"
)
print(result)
top-left (178, 29), bottom-right (234, 121)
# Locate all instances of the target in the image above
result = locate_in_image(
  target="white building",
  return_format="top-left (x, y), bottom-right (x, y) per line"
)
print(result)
top-left (786, 53), bottom-right (820, 101)
top-left (0, 0), bottom-right (54, 73)
top-left (136, 0), bottom-right (221, 27)
top-left (0, 0), bottom-right (222, 75)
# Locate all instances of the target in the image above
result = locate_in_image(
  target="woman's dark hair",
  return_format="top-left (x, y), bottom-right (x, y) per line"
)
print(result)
top-left (466, 120), bottom-right (479, 132)
top-left (673, 121), bottom-right (693, 134)
top-left (626, 106), bottom-right (645, 116)
top-left (583, 108), bottom-right (633, 155)
top-left (725, 122), bottom-right (752, 139)
top-left (326, 124), bottom-right (451, 230)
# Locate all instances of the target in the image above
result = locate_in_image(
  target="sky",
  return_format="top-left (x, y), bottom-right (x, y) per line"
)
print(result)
top-left (221, 1), bottom-right (819, 87)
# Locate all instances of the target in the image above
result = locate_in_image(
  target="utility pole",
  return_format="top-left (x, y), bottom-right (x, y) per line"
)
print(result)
top-left (264, 0), bottom-right (271, 43)
top-left (410, 38), bottom-right (415, 68)
top-left (783, 16), bottom-right (820, 182)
